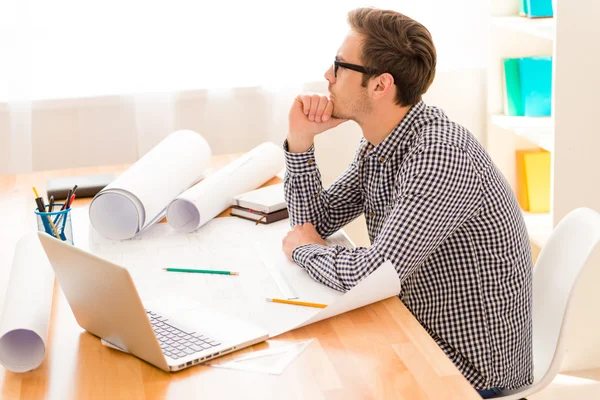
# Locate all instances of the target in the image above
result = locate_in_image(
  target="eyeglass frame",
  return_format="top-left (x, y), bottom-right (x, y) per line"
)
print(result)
top-left (333, 60), bottom-right (372, 78)
top-left (332, 60), bottom-right (397, 87)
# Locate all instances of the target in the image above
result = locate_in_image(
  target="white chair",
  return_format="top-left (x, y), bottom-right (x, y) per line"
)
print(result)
top-left (492, 207), bottom-right (600, 399)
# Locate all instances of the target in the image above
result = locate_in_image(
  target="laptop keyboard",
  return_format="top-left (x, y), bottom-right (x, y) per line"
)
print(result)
top-left (146, 310), bottom-right (221, 360)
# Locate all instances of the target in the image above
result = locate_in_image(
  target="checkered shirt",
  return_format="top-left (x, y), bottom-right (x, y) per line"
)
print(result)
top-left (283, 101), bottom-right (533, 390)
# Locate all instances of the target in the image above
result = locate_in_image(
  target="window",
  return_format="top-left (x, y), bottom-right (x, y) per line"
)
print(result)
top-left (0, 0), bottom-right (487, 102)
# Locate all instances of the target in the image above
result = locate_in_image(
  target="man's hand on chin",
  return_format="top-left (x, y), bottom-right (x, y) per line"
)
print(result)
top-left (286, 93), bottom-right (348, 153)
top-left (282, 222), bottom-right (328, 262)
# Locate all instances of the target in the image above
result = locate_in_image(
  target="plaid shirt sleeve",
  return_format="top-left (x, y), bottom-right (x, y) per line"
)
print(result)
top-left (283, 140), bottom-right (365, 238)
top-left (289, 142), bottom-right (482, 292)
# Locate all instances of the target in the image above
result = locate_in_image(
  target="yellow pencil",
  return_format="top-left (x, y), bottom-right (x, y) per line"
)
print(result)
top-left (46, 217), bottom-right (61, 238)
top-left (266, 298), bottom-right (328, 309)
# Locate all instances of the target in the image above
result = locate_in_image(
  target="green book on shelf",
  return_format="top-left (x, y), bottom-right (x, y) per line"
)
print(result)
top-left (503, 58), bottom-right (524, 116)
top-left (520, 0), bottom-right (528, 16)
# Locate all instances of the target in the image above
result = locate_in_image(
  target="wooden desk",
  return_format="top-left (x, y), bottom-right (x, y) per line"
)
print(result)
top-left (0, 157), bottom-right (480, 400)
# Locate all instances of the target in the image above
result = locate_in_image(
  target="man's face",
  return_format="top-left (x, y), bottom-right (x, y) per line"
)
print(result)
top-left (324, 30), bottom-right (372, 120)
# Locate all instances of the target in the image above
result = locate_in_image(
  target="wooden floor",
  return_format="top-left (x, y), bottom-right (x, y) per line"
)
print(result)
top-left (530, 368), bottom-right (600, 399)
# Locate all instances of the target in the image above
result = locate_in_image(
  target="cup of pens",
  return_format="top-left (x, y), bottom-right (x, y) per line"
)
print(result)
top-left (33, 186), bottom-right (75, 245)
top-left (34, 205), bottom-right (74, 244)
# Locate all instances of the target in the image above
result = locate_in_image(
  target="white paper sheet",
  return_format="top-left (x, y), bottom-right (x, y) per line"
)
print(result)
top-left (205, 339), bottom-right (313, 375)
top-left (89, 130), bottom-right (211, 240)
top-left (0, 233), bottom-right (55, 373)
top-left (253, 242), bottom-right (299, 299)
top-left (251, 229), bottom-right (355, 306)
top-left (72, 209), bottom-right (400, 339)
top-left (166, 142), bottom-right (284, 233)
top-left (295, 260), bottom-right (398, 330)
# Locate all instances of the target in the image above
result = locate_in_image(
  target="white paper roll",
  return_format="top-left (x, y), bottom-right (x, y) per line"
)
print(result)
top-left (89, 130), bottom-right (212, 240)
top-left (0, 233), bottom-right (55, 373)
top-left (167, 142), bottom-right (284, 233)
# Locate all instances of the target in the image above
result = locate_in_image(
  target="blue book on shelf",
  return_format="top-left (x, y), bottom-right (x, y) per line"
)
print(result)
top-left (526, 0), bottom-right (553, 18)
top-left (519, 56), bottom-right (552, 117)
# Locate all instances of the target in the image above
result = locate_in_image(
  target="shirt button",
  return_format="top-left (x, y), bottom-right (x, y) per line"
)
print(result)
top-left (379, 156), bottom-right (386, 163)
top-left (307, 159), bottom-right (314, 164)
top-left (314, 193), bottom-right (319, 198)
top-left (369, 211), bottom-right (375, 217)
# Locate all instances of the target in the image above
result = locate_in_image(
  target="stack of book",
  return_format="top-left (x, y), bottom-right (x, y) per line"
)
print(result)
top-left (231, 183), bottom-right (288, 224)
top-left (516, 148), bottom-right (551, 213)
top-left (503, 56), bottom-right (553, 117)
top-left (519, 0), bottom-right (554, 18)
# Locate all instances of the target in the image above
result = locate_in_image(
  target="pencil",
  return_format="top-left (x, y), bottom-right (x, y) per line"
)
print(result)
top-left (46, 217), bottom-right (61, 239)
top-left (32, 186), bottom-right (42, 200)
top-left (162, 268), bottom-right (239, 275)
top-left (266, 298), bottom-right (328, 309)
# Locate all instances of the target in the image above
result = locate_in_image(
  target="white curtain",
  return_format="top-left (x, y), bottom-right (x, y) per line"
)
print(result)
top-left (0, 0), bottom-right (488, 174)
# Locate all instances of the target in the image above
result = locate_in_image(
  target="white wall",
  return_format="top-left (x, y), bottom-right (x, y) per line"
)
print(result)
top-left (0, 68), bottom-right (486, 174)
top-left (551, 0), bottom-right (600, 372)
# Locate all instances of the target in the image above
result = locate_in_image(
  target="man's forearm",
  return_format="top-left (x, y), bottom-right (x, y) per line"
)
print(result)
top-left (286, 133), bottom-right (314, 154)
top-left (292, 244), bottom-right (387, 292)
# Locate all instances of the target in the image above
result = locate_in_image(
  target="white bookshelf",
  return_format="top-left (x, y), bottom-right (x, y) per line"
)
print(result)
top-left (488, 0), bottom-right (600, 372)
top-left (491, 16), bottom-right (556, 40)
top-left (487, 3), bottom-right (555, 248)
top-left (521, 211), bottom-right (552, 248)
top-left (490, 115), bottom-right (553, 151)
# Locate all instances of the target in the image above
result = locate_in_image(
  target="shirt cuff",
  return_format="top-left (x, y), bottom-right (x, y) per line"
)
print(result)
top-left (291, 243), bottom-right (328, 268)
top-left (283, 139), bottom-right (318, 175)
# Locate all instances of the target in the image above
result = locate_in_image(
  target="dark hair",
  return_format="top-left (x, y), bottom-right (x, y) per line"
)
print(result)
top-left (348, 7), bottom-right (436, 106)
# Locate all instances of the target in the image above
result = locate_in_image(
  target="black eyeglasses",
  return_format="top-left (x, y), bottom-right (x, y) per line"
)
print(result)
top-left (333, 60), bottom-right (371, 78)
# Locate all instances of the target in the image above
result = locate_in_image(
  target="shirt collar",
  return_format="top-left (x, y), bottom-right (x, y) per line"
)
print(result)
top-left (355, 100), bottom-right (425, 162)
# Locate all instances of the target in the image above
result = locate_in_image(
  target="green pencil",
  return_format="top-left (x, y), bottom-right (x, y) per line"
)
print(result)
top-left (161, 268), bottom-right (239, 275)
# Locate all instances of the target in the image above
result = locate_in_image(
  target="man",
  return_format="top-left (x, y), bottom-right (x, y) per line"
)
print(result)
top-left (281, 7), bottom-right (533, 397)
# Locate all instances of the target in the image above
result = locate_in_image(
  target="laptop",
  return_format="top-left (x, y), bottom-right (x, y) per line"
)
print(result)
top-left (38, 232), bottom-right (269, 372)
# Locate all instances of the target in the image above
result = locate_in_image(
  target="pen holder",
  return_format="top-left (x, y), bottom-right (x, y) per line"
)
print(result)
top-left (34, 204), bottom-right (74, 245)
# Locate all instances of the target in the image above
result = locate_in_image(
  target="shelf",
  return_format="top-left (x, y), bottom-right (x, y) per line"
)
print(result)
top-left (491, 115), bottom-right (554, 151)
top-left (522, 210), bottom-right (552, 248)
top-left (492, 16), bottom-right (555, 40)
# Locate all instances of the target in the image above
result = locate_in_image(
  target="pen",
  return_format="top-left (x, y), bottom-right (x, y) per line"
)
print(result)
top-left (69, 185), bottom-right (78, 206)
top-left (161, 268), bottom-right (239, 275)
top-left (48, 196), bottom-right (55, 212)
top-left (64, 185), bottom-right (78, 209)
top-left (61, 189), bottom-right (73, 211)
top-left (266, 298), bottom-right (328, 309)
top-left (67, 193), bottom-right (76, 209)
top-left (32, 187), bottom-right (46, 212)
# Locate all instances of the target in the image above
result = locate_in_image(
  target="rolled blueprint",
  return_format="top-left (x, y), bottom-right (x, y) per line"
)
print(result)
top-left (0, 233), bottom-right (55, 372)
top-left (167, 142), bottom-right (284, 233)
top-left (89, 130), bottom-right (212, 240)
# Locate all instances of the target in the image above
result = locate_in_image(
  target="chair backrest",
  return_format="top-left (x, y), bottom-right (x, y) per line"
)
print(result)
top-left (532, 207), bottom-right (600, 386)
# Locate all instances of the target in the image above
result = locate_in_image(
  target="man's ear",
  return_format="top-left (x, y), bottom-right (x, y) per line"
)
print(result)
top-left (371, 73), bottom-right (395, 100)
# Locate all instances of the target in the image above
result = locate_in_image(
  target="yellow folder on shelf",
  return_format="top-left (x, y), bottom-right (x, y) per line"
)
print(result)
top-left (516, 150), bottom-right (531, 211)
top-left (525, 150), bottom-right (551, 212)
top-left (516, 149), bottom-right (551, 213)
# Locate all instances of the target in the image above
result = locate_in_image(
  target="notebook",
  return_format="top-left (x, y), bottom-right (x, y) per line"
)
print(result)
top-left (232, 183), bottom-right (286, 214)
top-left (47, 174), bottom-right (115, 200)
top-left (230, 206), bottom-right (289, 224)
